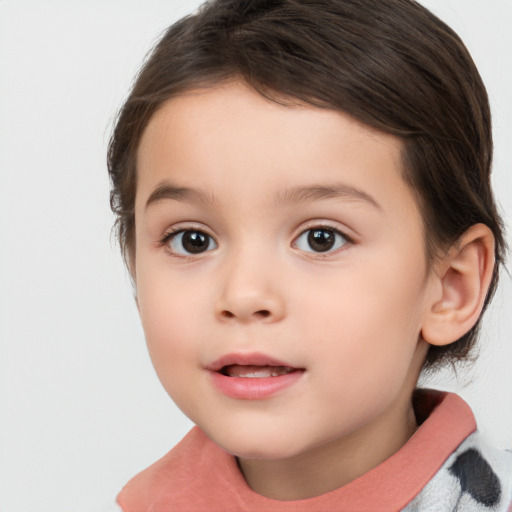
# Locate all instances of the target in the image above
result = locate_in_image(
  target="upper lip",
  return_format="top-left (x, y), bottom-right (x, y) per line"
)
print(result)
top-left (206, 352), bottom-right (301, 372)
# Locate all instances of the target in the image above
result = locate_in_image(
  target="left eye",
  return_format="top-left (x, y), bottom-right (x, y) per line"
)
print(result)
top-left (294, 227), bottom-right (348, 253)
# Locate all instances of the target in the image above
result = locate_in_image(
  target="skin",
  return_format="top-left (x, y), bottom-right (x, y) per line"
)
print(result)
top-left (133, 81), bottom-right (445, 500)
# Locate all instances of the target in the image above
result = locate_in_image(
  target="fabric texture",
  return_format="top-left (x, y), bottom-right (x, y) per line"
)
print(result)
top-left (117, 390), bottom-right (512, 511)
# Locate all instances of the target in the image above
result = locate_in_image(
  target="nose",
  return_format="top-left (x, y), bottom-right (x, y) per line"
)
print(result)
top-left (215, 252), bottom-right (286, 323)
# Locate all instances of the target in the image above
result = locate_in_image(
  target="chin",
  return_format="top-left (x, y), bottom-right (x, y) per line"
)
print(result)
top-left (204, 426), bottom-right (310, 461)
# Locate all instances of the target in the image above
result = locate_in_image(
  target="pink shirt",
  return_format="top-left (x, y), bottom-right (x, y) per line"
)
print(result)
top-left (117, 391), bottom-right (478, 511)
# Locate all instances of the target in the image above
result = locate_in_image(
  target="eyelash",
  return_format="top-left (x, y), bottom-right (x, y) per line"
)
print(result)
top-left (159, 224), bottom-right (353, 257)
top-left (159, 227), bottom-right (217, 257)
top-left (293, 224), bottom-right (352, 256)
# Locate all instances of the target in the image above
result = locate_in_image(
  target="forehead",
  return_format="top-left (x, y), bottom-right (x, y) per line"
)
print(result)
top-left (135, 81), bottom-right (418, 221)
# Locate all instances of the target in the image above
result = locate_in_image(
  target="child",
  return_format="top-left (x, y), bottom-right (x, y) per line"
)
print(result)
top-left (107, 0), bottom-right (512, 510)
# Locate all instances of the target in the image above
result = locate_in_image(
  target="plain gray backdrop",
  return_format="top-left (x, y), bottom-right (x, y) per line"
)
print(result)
top-left (0, 1), bottom-right (511, 511)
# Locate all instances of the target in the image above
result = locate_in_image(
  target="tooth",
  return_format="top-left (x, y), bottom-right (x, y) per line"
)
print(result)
top-left (224, 365), bottom-right (295, 378)
top-left (244, 371), bottom-right (270, 378)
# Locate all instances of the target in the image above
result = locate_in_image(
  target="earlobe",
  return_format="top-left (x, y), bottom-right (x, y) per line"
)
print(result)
top-left (421, 224), bottom-right (495, 347)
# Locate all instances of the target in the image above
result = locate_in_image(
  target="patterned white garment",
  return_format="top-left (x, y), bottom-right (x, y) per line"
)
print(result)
top-left (402, 432), bottom-right (512, 512)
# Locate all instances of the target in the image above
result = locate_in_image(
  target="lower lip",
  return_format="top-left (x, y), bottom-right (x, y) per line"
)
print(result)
top-left (209, 370), bottom-right (304, 400)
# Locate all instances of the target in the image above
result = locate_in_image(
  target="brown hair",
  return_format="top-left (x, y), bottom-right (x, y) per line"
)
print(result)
top-left (108, 0), bottom-right (506, 370)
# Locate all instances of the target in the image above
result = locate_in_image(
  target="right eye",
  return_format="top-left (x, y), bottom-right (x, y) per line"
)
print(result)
top-left (164, 229), bottom-right (217, 255)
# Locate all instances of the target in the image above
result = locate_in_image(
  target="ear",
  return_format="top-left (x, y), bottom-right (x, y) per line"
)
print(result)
top-left (421, 224), bottom-right (495, 347)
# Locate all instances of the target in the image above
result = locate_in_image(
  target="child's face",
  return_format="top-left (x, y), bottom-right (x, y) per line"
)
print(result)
top-left (134, 81), bottom-right (437, 462)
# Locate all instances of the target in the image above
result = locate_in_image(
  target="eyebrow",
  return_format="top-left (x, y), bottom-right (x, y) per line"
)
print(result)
top-left (275, 183), bottom-right (382, 210)
top-left (145, 181), bottom-right (215, 210)
top-left (144, 181), bottom-right (382, 211)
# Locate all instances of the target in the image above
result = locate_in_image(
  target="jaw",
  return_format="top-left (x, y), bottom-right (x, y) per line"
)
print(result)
top-left (235, 340), bottom-right (429, 500)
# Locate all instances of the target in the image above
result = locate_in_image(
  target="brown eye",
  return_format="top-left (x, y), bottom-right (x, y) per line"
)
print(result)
top-left (308, 229), bottom-right (336, 252)
top-left (167, 230), bottom-right (217, 255)
top-left (294, 227), bottom-right (348, 253)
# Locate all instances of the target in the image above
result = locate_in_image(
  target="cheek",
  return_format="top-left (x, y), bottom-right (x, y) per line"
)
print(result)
top-left (135, 267), bottom-right (204, 380)
top-left (304, 262), bottom-right (425, 335)
top-left (302, 254), bottom-right (427, 381)
top-left (138, 296), bottom-right (202, 412)
top-left (137, 256), bottom-right (205, 328)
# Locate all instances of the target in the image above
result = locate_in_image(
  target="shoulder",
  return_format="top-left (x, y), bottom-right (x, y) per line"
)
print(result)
top-left (116, 427), bottom-right (209, 510)
top-left (116, 427), bottom-right (243, 512)
top-left (404, 431), bottom-right (512, 511)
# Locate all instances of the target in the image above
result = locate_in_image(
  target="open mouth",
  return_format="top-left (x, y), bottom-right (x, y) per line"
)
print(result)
top-left (207, 353), bottom-right (305, 399)
top-left (220, 364), bottom-right (297, 378)
top-left (206, 353), bottom-right (305, 398)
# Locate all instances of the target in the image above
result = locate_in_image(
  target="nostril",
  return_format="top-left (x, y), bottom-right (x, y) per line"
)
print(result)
top-left (220, 309), bottom-right (271, 319)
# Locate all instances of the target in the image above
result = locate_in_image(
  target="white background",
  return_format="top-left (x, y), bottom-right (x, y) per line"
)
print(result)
top-left (0, 1), bottom-right (511, 511)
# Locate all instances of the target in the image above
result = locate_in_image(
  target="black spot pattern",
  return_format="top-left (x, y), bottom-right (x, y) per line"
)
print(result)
top-left (448, 448), bottom-right (502, 507)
